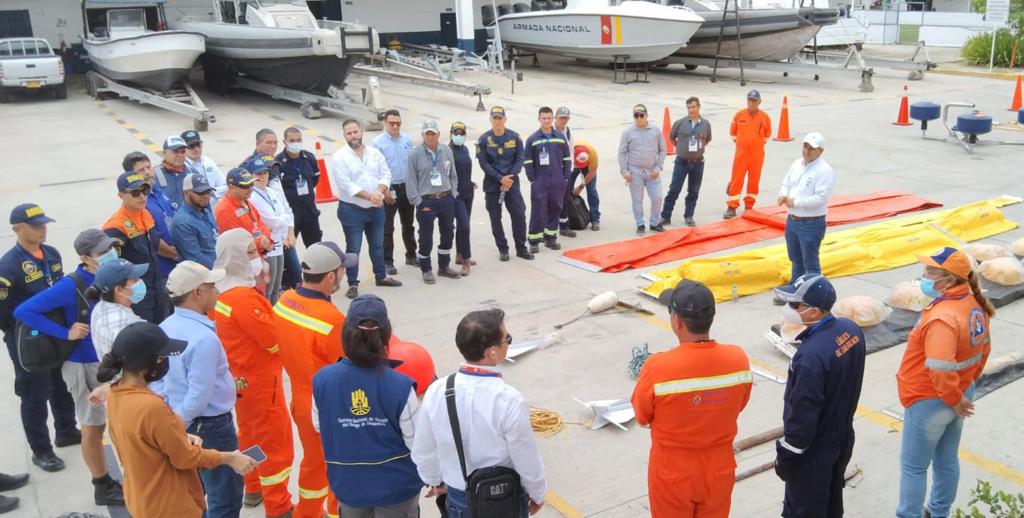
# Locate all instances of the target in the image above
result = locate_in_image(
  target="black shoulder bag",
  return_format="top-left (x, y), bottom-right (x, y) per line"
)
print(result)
top-left (16, 272), bottom-right (90, 372)
top-left (445, 374), bottom-right (525, 518)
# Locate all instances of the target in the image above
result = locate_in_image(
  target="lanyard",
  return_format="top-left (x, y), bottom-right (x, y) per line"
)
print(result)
top-left (427, 147), bottom-right (439, 168)
top-left (253, 188), bottom-right (279, 215)
top-left (16, 244), bottom-right (54, 286)
top-left (459, 366), bottom-right (501, 378)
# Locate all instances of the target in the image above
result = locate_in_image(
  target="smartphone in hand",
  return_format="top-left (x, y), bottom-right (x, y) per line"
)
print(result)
top-left (241, 445), bottom-right (267, 464)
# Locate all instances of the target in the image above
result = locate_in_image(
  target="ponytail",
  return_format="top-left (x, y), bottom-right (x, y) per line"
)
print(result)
top-left (966, 271), bottom-right (996, 317)
top-left (96, 352), bottom-right (124, 383)
top-left (85, 282), bottom-right (126, 303)
top-left (341, 320), bottom-right (392, 369)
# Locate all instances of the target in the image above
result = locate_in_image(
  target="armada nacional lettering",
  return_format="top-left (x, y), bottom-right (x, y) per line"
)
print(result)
top-left (511, 23), bottom-right (592, 33)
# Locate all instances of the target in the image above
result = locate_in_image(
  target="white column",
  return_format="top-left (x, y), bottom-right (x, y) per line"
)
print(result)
top-left (454, 0), bottom-right (475, 50)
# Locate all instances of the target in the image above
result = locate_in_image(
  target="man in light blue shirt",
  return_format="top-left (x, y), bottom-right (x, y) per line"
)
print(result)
top-left (154, 261), bottom-right (242, 518)
top-left (372, 109), bottom-right (418, 274)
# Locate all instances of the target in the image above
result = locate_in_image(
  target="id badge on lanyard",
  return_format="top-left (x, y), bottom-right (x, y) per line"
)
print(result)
top-left (296, 175), bottom-right (309, 195)
top-left (539, 147), bottom-right (550, 166)
top-left (429, 151), bottom-right (443, 187)
top-left (688, 121), bottom-right (701, 153)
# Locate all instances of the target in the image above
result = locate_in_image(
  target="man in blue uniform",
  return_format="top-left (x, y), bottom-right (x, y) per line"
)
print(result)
top-left (774, 274), bottom-right (866, 518)
top-left (524, 106), bottom-right (573, 253)
top-left (0, 204), bottom-right (78, 472)
top-left (477, 106), bottom-right (533, 261)
top-left (275, 126), bottom-right (323, 248)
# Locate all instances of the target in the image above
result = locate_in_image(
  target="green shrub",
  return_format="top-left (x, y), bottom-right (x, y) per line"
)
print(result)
top-left (961, 29), bottom-right (1024, 68)
top-left (952, 480), bottom-right (1024, 518)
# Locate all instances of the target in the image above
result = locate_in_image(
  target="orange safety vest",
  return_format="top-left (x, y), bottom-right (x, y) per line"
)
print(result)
top-left (273, 288), bottom-right (345, 389)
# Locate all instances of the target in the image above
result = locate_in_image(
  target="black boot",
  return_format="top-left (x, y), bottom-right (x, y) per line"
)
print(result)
top-left (0, 473), bottom-right (28, 492)
top-left (0, 495), bottom-right (19, 514)
top-left (93, 474), bottom-right (126, 506)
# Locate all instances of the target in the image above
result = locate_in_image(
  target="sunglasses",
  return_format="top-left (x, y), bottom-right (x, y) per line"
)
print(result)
top-left (235, 184), bottom-right (253, 190)
top-left (187, 142), bottom-right (202, 149)
top-left (127, 185), bottom-right (152, 198)
top-left (491, 115), bottom-right (505, 120)
top-left (787, 302), bottom-right (803, 310)
top-left (452, 131), bottom-right (466, 136)
top-left (633, 113), bottom-right (647, 119)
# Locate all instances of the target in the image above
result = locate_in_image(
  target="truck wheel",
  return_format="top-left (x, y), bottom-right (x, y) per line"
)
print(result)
top-left (0, 88), bottom-right (9, 104)
top-left (54, 83), bottom-right (68, 100)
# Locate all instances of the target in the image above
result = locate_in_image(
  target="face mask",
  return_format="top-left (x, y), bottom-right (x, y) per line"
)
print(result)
top-left (97, 248), bottom-right (118, 266)
top-left (451, 135), bottom-right (466, 146)
top-left (144, 357), bottom-right (169, 383)
top-left (917, 277), bottom-right (941, 298)
top-left (250, 258), bottom-right (264, 277)
top-left (128, 280), bottom-right (147, 304)
top-left (286, 142), bottom-right (303, 154)
top-left (782, 305), bottom-right (804, 325)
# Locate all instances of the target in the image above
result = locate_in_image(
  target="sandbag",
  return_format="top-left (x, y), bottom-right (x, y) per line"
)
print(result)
top-left (979, 257), bottom-right (1024, 286)
top-left (886, 282), bottom-right (932, 312)
top-left (1011, 236), bottom-right (1024, 257)
top-left (832, 296), bottom-right (893, 328)
top-left (964, 243), bottom-right (1013, 262)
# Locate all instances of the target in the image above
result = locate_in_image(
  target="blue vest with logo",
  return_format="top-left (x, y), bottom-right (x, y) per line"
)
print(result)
top-left (312, 359), bottom-right (421, 508)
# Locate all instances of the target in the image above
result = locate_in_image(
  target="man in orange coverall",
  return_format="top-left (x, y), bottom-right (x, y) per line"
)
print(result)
top-left (725, 90), bottom-right (772, 219)
top-left (212, 228), bottom-right (294, 518)
top-left (632, 279), bottom-right (753, 518)
top-left (273, 242), bottom-right (358, 518)
top-left (214, 168), bottom-right (274, 255)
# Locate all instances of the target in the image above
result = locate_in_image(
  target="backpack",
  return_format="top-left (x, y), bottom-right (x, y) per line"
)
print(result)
top-left (565, 192), bottom-right (592, 231)
top-left (16, 272), bottom-right (90, 372)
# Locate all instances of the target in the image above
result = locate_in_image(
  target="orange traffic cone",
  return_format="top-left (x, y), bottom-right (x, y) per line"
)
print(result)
top-left (314, 141), bottom-right (338, 204)
top-left (774, 96), bottom-right (794, 141)
top-left (894, 85), bottom-right (912, 126)
top-left (1010, 74), bottom-right (1022, 112)
top-left (663, 107), bottom-right (676, 155)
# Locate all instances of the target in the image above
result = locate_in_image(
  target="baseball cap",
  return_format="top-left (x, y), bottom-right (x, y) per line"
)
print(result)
top-left (183, 173), bottom-right (215, 194)
top-left (244, 157), bottom-right (270, 175)
top-left (180, 130), bottom-right (202, 146)
top-left (421, 120), bottom-right (440, 134)
top-left (226, 167), bottom-right (255, 187)
top-left (556, 106), bottom-right (571, 118)
top-left (301, 241), bottom-right (358, 275)
top-left (803, 132), bottom-right (825, 149)
top-left (163, 135), bottom-right (188, 150)
top-left (117, 171), bottom-right (148, 193)
top-left (633, 104), bottom-right (648, 116)
top-left (747, 89), bottom-right (762, 101)
top-left (166, 261), bottom-right (226, 297)
top-left (348, 293), bottom-right (389, 326)
top-left (93, 259), bottom-right (149, 294)
top-left (490, 106), bottom-right (506, 118)
top-left (451, 121), bottom-right (467, 133)
top-left (10, 203), bottom-right (55, 226)
top-left (110, 321), bottom-right (186, 371)
top-left (74, 228), bottom-right (115, 256)
top-left (573, 145), bottom-right (590, 168)
top-left (918, 247), bottom-right (972, 280)
top-left (658, 279), bottom-right (716, 318)
top-left (774, 274), bottom-right (837, 312)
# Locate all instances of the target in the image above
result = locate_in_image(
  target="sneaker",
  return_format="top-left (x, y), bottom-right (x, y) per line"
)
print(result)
top-left (243, 492), bottom-right (264, 508)
top-left (591, 222), bottom-right (600, 231)
top-left (422, 271), bottom-right (436, 284)
top-left (93, 476), bottom-right (125, 506)
top-left (636, 225), bottom-right (645, 235)
top-left (375, 277), bottom-right (403, 287)
top-left (544, 241), bottom-right (562, 251)
top-left (460, 262), bottom-right (471, 276)
top-left (385, 263), bottom-right (398, 275)
top-left (660, 217), bottom-right (671, 226)
top-left (559, 229), bottom-right (577, 238)
top-left (685, 217), bottom-right (696, 227)
top-left (516, 250), bottom-right (535, 260)
top-left (31, 452), bottom-right (65, 472)
top-left (0, 495), bottom-right (19, 515)
top-left (723, 208), bottom-right (737, 219)
top-left (438, 267), bottom-right (461, 279)
top-left (404, 256), bottom-right (417, 267)
top-left (650, 224), bottom-right (665, 233)
top-left (499, 252), bottom-right (510, 262)
top-left (55, 430), bottom-right (82, 448)
top-left (0, 473), bottom-right (28, 492)
top-left (529, 244), bottom-right (539, 254)
top-left (345, 286), bottom-right (358, 299)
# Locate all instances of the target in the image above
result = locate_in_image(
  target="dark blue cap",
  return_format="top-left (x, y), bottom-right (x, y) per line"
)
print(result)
top-left (226, 167), bottom-right (255, 187)
top-left (244, 157), bottom-right (270, 175)
top-left (747, 89), bottom-right (762, 100)
top-left (93, 258), bottom-right (149, 293)
top-left (183, 173), bottom-right (214, 193)
top-left (10, 203), bottom-right (55, 226)
top-left (348, 294), bottom-right (389, 326)
top-left (774, 274), bottom-right (836, 312)
top-left (117, 171), bottom-right (148, 192)
top-left (658, 279), bottom-right (716, 318)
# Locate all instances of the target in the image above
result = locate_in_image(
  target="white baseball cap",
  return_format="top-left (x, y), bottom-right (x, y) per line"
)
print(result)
top-left (167, 261), bottom-right (226, 297)
top-left (803, 132), bottom-right (825, 149)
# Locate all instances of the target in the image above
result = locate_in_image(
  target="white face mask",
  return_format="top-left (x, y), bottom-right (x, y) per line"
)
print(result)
top-left (782, 305), bottom-right (804, 325)
top-left (451, 135), bottom-right (466, 146)
top-left (250, 258), bottom-right (263, 277)
top-left (286, 142), bottom-right (303, 154)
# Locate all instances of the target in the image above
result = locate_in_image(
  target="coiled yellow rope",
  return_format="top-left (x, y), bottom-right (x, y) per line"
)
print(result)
top-left (529, 407), bottom-right (567, 437)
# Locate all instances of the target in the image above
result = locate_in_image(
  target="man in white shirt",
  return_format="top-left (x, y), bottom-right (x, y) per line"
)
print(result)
top-left (246, 157), bottom-right (294, 304)
top-left (182, 130), bottom-right (228, 203)
top-left (331, 119), bottom-right (403, 299)
top-left (412, 308), bottom-right (546, 517)
top-left (777, 132), bottom-right (835, 286)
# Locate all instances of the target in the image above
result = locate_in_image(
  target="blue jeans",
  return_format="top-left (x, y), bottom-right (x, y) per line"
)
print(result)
top-left (897, 385), bottom-right (975, 518)
top-left (416, 194), bottom-right (456, 271)
top-left (784, 216), bottom-right (826, 282)
top-left (628, 172), bottom-right (663, 227)
top-left (282, 246), bottom-right (301, 289)
top-left (445, 487), bottom-right (528, 518)
top-left (662, 159), bottom-right (704, 221)
top-left (188, 412), bottom-right (243, 518)
top-left (338, 202), bottom-right (387, 284)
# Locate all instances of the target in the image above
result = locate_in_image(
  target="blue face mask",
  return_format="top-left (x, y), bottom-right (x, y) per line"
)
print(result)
top-left (128, 280), bottom-right (147, 304)
top-left (917, 277), bottom-right (941, 298)
top-left (96, 248), bottom-right (118, 266)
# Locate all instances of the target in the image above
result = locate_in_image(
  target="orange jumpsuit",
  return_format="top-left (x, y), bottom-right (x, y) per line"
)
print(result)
top-left (631, 341), bottom-right (753, 518)
top-left (727, 109), bottom-right (772, 210)
top-left (213, 286), bottom-right (294, 516)
top-left (273, 288), bottom-right (345, 518)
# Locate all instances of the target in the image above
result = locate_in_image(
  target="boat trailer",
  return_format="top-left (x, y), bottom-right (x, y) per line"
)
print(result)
top-left (352, 47), bottom-right (492, 111)
top-left (228, 75), bottom-right (387, 131)
top-left (85, 70), bottom-right (215, 131)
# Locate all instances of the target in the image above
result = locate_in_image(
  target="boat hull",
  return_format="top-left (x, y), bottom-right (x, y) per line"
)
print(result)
top-left (677, 23), bottom-right (821, 61)
top-left (171, 21), bottom-right (340, 59)
top-left (204, 54), bottom-right (355, 95)
top-left (83, 31), bottom-right (205, 90)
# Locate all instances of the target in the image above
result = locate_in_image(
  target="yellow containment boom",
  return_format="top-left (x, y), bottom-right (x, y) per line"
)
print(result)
top-left (641, 197), bottom-right (1021, 302)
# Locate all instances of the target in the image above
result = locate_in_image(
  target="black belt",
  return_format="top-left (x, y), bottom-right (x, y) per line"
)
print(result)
top-left (788, 214), bottom-right (825, 221)
top-left (423, 191), bottom-right (450, 200)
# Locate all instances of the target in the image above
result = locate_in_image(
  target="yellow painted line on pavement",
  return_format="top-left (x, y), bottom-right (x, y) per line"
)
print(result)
top-left (546, 490), bottom-right (584, 518)
top-left (95, 100), bottom-right (162, 153)
top-left (930, 68), bottom-right (1022, 81)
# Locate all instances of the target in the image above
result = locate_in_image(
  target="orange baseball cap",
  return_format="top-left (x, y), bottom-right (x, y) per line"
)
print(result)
top-left (918, 247), bottom-right (971, 279)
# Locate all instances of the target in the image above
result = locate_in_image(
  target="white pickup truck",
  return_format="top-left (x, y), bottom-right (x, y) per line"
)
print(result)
top-left (0, 37), bottom-right (67, 103)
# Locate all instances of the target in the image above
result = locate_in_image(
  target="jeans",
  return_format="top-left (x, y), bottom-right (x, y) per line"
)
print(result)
top-left (455, 192), bottom-right (474, 260)
top-left (662, 159), bottom-right (704, 221)
top-left (281, 246), bottom-right (302, 290)
top-left (416, 195), bottom-right (456, 271)
top-left (188, 412), bottom-right (243, 518)
top-left (784, 216), bottom-right (827, 282)
top-left (628, 172), bottom-right (664, 227)
top-left (897, 385), bottom-right (975, 518)
top-left (445, 487), bottom-right (528, 518)
top-left (5, 336), bottom-right (77, 456)
top-left (338, 202), bottom-right (387, 284)
top-left (384, 183), bottom-right (417, 264)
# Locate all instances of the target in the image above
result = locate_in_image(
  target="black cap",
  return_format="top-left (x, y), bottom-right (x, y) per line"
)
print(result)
top-left (181, 130), bottom-right (202, 146)
top-left (658, 279), bottom-right (716, 318)
top-left (10, 204), bottom-right (55, 226)
top-left (110, 321), bottom-right (186, 371)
